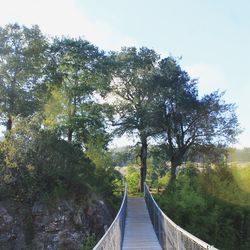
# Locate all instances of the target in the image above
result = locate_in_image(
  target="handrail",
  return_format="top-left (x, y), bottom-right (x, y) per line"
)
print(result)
top-left (144, 183), bottom-right (218, 250)
top-left (93, 183), bottom-right (127, 250)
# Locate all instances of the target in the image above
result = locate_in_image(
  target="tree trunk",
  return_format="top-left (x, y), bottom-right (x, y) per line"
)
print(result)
top-left (139, 137), bottom-right (148, 192)
top-left (167, 156), bottom-right (179, 190)
top-left (67, 129), bottom-right (73, 143)
top-left (6, 116), bottom-right (12, 131)
top-left (67, 97), bottom-right (76, 143)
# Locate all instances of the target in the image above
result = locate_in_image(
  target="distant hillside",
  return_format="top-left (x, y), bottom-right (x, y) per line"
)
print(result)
top-left (228, 147), bottom-right (250, 163)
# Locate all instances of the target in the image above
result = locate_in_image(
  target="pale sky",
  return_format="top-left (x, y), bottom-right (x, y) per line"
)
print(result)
top-left (0, 0), bottom-right (250, 148)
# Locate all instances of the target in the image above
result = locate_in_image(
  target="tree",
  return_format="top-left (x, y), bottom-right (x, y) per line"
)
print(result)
top-left (112, 47), bottom-right (159, 192)
top-left (44, 37), bottom-right (112, 144)
top-left (0, 23), bottom-right (48, 131)
top-left (152, 57), bottom-right (240, 185)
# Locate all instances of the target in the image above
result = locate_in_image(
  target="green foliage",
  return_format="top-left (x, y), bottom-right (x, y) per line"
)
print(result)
top-left (110, 146), bottom-right (135, 167)
top-left (112, 47), bottom-right (160, 191)
top-left (148, 145), bottom-right (168, 177)
top-left (231, 164), bottom-right (250, 193)
top-left (151, 57), bottom-right (240, 182)
top-left (156, 165), bottom-right (250, 250)
top-left (126, 165), bottom-right (140, 194)
top-left (43, 87), bottom-right (69, 129)
top-left (157, 174), bottom-right (170, 187)
top-left (84, 134), bottom-right (124, 204)
top-left (0, 116), bottom-right (116, 204)
top-left (200, 164), bottom-right (250, 206)
top-left (42, 179), bottom-right (70, 203)
top-left (44, 37), bottom-right (112, 144)
top-left (82, 233), bottom-right (98, 250)
top-left (0, 23), bottom-right (48, 130)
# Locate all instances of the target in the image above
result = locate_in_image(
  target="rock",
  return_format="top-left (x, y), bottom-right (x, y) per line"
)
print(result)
top-left (0, 205), bottom-right (13, 226)
top-left (0, 206), bottom-right (7, 215)
top-left (3, 214), bottom-right (13, 224)
top-left (0, 196), bottom-right (114, 250)
top-left (73, 208), bottom-right (84, 226)
top-left (32, 201), bottom-right (48, 216)
top-left (0, 203), bottom-right (25, 250)
top-left (45, 222), bottom-right (59, 232)
top-left (58, 230), bottom-right (81, 250)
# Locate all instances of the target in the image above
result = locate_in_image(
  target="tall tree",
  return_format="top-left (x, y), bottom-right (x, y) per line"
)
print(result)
top-left (112, 47), bottom-right (159, 192)
top-left (44, 37), bottom-right (112, 144)
top-left (0, 23), bottom-right (48, 131)
top-left (152, 57), bottom-right (240, 185)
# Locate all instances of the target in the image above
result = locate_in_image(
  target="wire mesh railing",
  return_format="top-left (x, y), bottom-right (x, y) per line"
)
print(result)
top-left (93, 183), bottom-right (127, 250)
top-left (144, 183), bottom-right (218, 250)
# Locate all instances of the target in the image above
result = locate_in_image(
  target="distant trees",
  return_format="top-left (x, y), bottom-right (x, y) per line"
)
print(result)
top-left (227, 147), bottom-right (250, 162)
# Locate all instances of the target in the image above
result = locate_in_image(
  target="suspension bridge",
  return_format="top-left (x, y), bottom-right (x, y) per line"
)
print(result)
top-left (93, 183), bottom-right (217, 250)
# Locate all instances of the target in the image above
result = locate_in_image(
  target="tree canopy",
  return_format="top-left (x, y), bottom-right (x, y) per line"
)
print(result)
top-left (111, 47), bottom-right (159, 191)
top-left (150, 57), bottom-right (240, 184)
top-left (0, 23), bottom-right (48, 130)
top-left (0, 23), bottom-right (241, 192)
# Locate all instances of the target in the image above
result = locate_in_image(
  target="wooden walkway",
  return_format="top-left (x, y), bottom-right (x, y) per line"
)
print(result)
top-left (122, 197), bottom-right (162, 250)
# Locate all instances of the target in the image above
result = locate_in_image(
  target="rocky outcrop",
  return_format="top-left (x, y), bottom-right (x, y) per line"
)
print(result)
top-left (0, 196), bottom-right (113, 250)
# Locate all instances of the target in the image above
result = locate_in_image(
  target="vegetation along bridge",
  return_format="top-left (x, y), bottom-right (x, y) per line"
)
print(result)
top-left (93, 184), bottom-right (218, 250)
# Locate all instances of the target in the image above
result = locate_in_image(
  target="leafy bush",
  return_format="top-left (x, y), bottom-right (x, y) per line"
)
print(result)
top-left (0, 117), bottom-right (119, 204)
top-left (231, 164), bottom-right (250, 193)
top-left (157, 174), bottom-right (170, 188)
top-left (126, 165), bottom-right (140, 194)
top-left (156, 165), bottom-right (250, 250)
top-left (82, 233), bottom-right (97, 250)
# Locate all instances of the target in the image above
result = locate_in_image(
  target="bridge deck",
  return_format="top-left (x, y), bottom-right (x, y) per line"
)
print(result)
top-left (122, 197), bottom-right (162, 250)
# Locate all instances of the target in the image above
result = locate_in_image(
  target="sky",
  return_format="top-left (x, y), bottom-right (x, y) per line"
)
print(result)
top-left (0, 0), bottom-right (250, 148)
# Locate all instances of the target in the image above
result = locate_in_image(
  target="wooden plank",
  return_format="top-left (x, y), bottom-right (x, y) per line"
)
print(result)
top-left (122, 197), bottom-right (162, 250)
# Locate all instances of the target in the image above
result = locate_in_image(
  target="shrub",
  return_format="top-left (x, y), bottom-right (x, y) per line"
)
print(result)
top-left (82, 233), bottom-right (98, 250)
top-left (156, 164), bottom-right (250, 250)
top-left (0, 117), bottom-right (117, 204)
top-left (126, 165), bottom-right (140, 194)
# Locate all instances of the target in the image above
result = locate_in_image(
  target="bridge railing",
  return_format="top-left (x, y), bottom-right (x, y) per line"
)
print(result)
top-left (144, 183), bottom-right (218, 250)
top-left (93, 183), bottom-right (127, 250)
